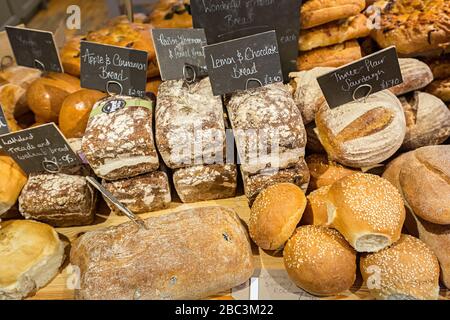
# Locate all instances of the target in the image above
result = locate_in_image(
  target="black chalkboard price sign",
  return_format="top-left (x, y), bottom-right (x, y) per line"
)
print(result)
top-left (80, 41), bottom-right (148, 98)
top-left (191, 0), bottom-right (301, 81)
top-left (0, 105), bottom-right (9, 136)
top-left (152, 28), bottom-right (208, 81)
top-left (204, 30), bottom-right (283, 96)
top-left (0, 123), bottom-right (81, 175)
top-left (317, 46), bottom-right (403, 109)
top-left (5, 26), bottom-right (63, 73)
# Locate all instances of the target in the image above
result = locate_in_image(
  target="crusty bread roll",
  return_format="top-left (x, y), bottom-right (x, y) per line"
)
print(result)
top-left (0, 155), bottom-right (27, 216)
top-left (300, 0), bottom-right (365, 29)
top-left (27, 73), bottom-right (81, 124)
top-left (306, 154), bottom-right (358, 191)
top-left (0, 220), bottom-right (65, 300)
top-left (302, 185), bottom-right (330, 226)
top-left (315, 90), bottom-right (406, 168)
top-left (400, 91), bottom-right (450, 151)
top-left (360, 235), bottom-right (440, 300)
top-left (284, 225), bottom-right (357, 296)
top-left (389, 59), bottom-right (434, 96)
top-left (297, 40), bottom-right (362, 71)
top-left (326, 173), bottom-right (405, 252)
top-left (59, 89), bottom-right (106, 139)
top-left (290, 67), bottom-right (336, 125)
top-left (249, 183), bottom-right (307, 251)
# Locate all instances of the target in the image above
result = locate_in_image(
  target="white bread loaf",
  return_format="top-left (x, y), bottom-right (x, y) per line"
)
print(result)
top-left (316, 90), bottom-right (406, 168)
top-left (0, 220), bottom-right (65, 300)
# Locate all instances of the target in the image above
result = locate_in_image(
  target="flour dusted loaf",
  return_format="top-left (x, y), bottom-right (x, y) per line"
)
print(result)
top-left (227, 83), bottom-right (307, 175)
top-left (0, 220), bottom-right (65, 300)
top-left (173, 164), bottom-right (237, 203)
top-left (18, 173), bottom-right (96, 227)
top-left (102, 172), bottom-right (171, 215)
top-left (390, 59), bottom-right (434, 96)
top-left (70, 206), bottom-right (254, 300)
top-left (316, 90), bottom-right (406, 168)
top-left (82, 95), bottom-right (159, 181)
top-left (156, 78), bottom-right (225, 169)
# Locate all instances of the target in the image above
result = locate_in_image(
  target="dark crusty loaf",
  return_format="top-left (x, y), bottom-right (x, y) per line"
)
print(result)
top-left (227, 83), bottom-right (307, 175)
top-left (173, 164), bottom-right (237, 203)
top-left (102, 172), bottom-right (171, 214)
top-left (70, 206), bottom-right (254, 300)
top-left (82, 96), bottom-right (159, 181)
top-left (18, 173), bottom-right (96, 227)
top-left (242, 160), bottom-right (310, 205)
top-left (156, 78), bottom-right (226, 169)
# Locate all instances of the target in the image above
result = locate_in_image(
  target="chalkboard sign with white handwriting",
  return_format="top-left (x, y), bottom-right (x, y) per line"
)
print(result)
top-left (191, 0), bottom-right (301, 81)
top-left (5, 26), bottom-right (63, 73)
top-left (80, 41), bottom-right (148, 98)
top-left (0, 123), bottom-right (81, 175)
top-left (204, 31), bottom-right (283, 96)
top-left (317, 46), bottom-right (403, 109)
top-left (152, 28), bottom-right (208, 81)
top-left (0, 105), bottom-right (9, 136)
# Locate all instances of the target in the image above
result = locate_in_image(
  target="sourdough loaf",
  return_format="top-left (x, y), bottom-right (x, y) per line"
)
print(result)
top-left (389, 59), bottom-right (434, 96)
top-left (70, 206), bottom-right (254, 300)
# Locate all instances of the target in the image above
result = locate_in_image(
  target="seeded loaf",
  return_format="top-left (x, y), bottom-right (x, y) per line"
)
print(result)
top-left (82, 96), bottom-right (159, 181)
top-left (227, 83), bottom-right (307, 175)
top-left (173, 164), bottom-right (237, 203)
top-left (70, 206), bottom-right (254, 300)
top-left (18, 173), bottom-right (96, 227)
top-left (102, 171), bottom-right (171, 215)
top-left (156, 78), bottom-right (226, 169)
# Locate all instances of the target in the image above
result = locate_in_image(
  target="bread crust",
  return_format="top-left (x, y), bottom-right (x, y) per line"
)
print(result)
top-left (149, 0), bottom-right (193, 29)
top-left (389, 59), bottom-right (434, 96)
top-left (0, 155), bottom-right (27, 216)
top-left (426, 77), bottom-right (450, 102)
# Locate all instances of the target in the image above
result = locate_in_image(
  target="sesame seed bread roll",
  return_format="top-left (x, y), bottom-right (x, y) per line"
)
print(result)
top-left (315, 90), bottom-right (406, 168)
top-left (360, 235), bottom-right (440, 300)
top-left (284, 226), bottom-right (357, 296)
top-left (249, 183), bottom-right (307, 251)
top-left (326, 173), bottom-right (406, 252)
top-left (302, 185), bottom-right (331, 226)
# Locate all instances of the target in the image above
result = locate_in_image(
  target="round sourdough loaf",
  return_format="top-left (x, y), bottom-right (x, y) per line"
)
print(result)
top-left (326, 173), bottom-right (405, 252)
top-left (360, 235), bottom-right (440, 300)
top-left (0, 220), bottom-right (65, 300)
top-left (315, 90), bottom-right (406, 168)
top-left (284, 225), bottom-right (357, 296)
top-left (249, 183), bottom-right (307, 250)
top-left (389, 59), bottom-right (434, 96)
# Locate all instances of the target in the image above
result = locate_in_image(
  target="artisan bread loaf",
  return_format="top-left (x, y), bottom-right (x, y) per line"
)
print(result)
top-left (26, 73), bottom-right (81, 123)
top-left (70, 206), bottom-right (254, 300)
top-left (326, 173), bottom-right (405, 252)
top-left (242, 160), bottom-right (310, 205)
top-left (227, 83), bottom-right (307, 175)
top-left (424, 55), bottom-right (450, 80)
top-left (300, 0), bottom-right (365, 29)
top-left (149, 0), bottom-right (193, 29)
top-left (389, 59), bottom-right (434, 96)
top-left (59, 89), bottom-right (106, 139)
top-left (360, 235), bottom-right (440, 300)
top-left (400, 91), bottom-right (450, 151)
top-left (18, 173), bottom-right (96, 227)
top-left (156, 78), bottom-right (225, 169)
top-left (102, 171), bottom-right (171, 214)
top-left (249, 183), bottom-right (307, 251)
top-left (82, 95), bottom-right (159, 180)
top-left (315, 90), bottom-right (406, 168)
top-left (289, 67), bottom-right (335, 125)
top-left (173, 164), bottom-right (237, 203)
top-left (306, 154), bottom-right (358, 191)
top-left (426, 78), bottom-right (450, 102)
top-left (284, 225), bottom-right (357, 296)
top-left (0, 155), bottom-right (27, 216)
top-left (0, 220), bottom-right (65, 300)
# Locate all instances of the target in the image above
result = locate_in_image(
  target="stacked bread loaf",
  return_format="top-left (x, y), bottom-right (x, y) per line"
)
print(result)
top-left (156, 78), bottom-right (237, 203)
top-left (298, 0), bottom-right (368, 71)
top-left (226, 83), bottom-right (310, 204)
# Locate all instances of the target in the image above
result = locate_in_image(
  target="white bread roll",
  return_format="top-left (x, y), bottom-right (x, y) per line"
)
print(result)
top-left (249, 183), bottom-right (307, 250)
top-left (0, 155), bottom-right (27, 216)
top-left (284, 225), bottom-right (357, 296)
top-left (360, 235), bottom-right (440, 300)
top-left (326, 173), bottom-right (405, 252)
top-left (316, 90), bottom-right (406, 168)
top-left (0, 220), bottom-right (65, 300)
